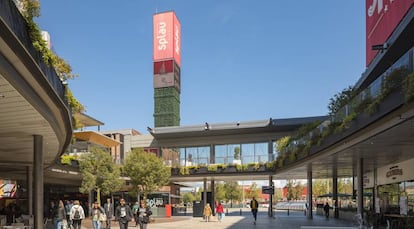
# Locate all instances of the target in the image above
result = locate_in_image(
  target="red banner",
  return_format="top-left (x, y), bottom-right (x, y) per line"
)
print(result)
top-left (366, 0), bottom-right (414, 66)
top-left (153, 11), bottom-right (181, 66)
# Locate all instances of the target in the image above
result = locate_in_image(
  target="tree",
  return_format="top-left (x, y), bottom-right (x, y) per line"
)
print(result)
top-left (214, 183), bottom-right (226, 202)
top-left (246, 182), bottom-right (261, 200)
top-left (123, 148), bottom-right (171, 200)
top-left (224, 181), bottom-right (242, 207)
top-left (273, 187), bottom-right (283, 202)
top-left (78, 147), bottom-right (123, 205)
top-left (195, 188), bottom-right (202, 201)
top-left (292, 181), bottom-right (305, 200)
top-left (233, 146), bottom-right (240, 160)
top-left (182, 192), bottom-right (195, 204)
top-left (312, 179), bottom-right (329, 198)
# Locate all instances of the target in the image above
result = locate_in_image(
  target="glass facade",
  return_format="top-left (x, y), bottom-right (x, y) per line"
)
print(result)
top-left (164, 142), bottom-right (271, 167)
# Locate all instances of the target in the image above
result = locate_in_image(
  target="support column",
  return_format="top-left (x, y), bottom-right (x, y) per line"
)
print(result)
top-left (210, 144), bottom-right (215, 164)
top-left (333, 167), bottom-right (339, 218)
top-left (27, 166), bottom-right (33, 216)
top-left (211, 179), bottom-right (215, 215)
top-left (307, 164), bottom-right (313, 219)
top-left (268, 140), bottom-right (274, 161)
top-left (269, 175), bottom-right (274, 217)
top-left (203, 178), bottom-right (207, 208)
top-left (33, 135), bottom-right (43, 229)
top-left (357, 158), bottom-right (364, 217)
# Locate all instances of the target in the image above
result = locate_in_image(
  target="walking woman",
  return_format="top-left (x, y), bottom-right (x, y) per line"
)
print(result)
top-left (203, 203), bottom-right (212, 222)
top-left (55, 200), bottom-right (66, 229)
top-left (137, 201), bottom-right (152, 229)
top-left (215, 202), bottom-right (224, 222)
top-left (91, 202), bottom-right (105, 229)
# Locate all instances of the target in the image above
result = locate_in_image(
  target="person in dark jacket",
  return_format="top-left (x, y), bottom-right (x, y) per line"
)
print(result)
top-left (137, 201), bottom-right (152, 229)
top-left (250, 197), bottom-right (259, 224)
top-left (323, 202), bottom-right (330, 218)
top-left (115, 198), bottom-right (133, 229)
top-left (103, 198), bottom-right (114, 229)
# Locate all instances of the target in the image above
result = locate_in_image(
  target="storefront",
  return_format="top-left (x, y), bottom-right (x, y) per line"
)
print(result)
top-left (361, 158), bottom-right (414, 226)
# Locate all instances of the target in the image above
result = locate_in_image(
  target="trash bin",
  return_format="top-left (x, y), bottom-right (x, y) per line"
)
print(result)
top-left (193, 201), bottom-right (204, 217)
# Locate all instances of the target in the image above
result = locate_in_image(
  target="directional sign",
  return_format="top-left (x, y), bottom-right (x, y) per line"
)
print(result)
top-left (262, 186), bottom-right (274, 194)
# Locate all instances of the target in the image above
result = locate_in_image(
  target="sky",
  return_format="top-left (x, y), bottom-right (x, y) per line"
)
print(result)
top-left (36, 1), bottom-right (366, 133)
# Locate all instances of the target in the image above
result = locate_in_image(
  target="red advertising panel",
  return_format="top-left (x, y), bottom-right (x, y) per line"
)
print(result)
top-left (153, 60), bottom-right (181, 92)
top-left (154, 60), bottom-right (174, 74)
top-left (153, 11), bottom-right (181, 67)
top-left (366, 0), bottom-right (414, 66)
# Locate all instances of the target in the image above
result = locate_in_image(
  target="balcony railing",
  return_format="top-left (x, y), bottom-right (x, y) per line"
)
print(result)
top-left (276, 47), bottom-right (414, 167)
top-left (0, 0), bottom-right (66, 102)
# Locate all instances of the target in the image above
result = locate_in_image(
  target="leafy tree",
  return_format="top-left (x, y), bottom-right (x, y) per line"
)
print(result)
top-left (195, 188), bottom-right (202, 201)
top-left (273, 187), bottom-right (283, 202)
top-left (182, 192), bottom-right (195, 204)
top-left (214, 183), bottom-right (226, 202)
top-left (123, 148), bottom-right (171, 200)
top-left (78, 147), bottom-right (123, 205)
top-left (224, 181), bottom-right (242, 207)
top-left (233, 146), bottom-right (240, 160)
top-left (292, 181), bottom-right (304, 200)
top-left (245, 182), bottom-right (261, 200)
top-left (286, 180), bottom-right (300, 201)
top-left (327, 86), bottom-right (354, 118)
top-left (312, 179), bottom-right (329, 198)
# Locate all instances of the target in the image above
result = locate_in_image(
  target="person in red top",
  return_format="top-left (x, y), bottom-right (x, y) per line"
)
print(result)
top-left (215, 202), bottom-right (224, 222)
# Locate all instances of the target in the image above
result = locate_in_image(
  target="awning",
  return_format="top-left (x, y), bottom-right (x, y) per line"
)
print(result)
top-left (73, 131), bottom-right (121, 148)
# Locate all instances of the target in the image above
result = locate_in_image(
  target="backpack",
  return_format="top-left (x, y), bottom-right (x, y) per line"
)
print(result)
top-left (73, 207), bottom-right (81, 220)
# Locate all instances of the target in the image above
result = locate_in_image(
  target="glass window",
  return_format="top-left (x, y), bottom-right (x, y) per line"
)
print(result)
top-left (215, 145), bottom-right (227, 164)
top-left (242, 144), bottom-right (254, 164)
top-left (255, 143), bottom-right (268, 163)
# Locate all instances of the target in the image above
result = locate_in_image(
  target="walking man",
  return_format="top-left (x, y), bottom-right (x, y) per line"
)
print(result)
top-left (250, 197), bottom-right (259, 224)
top-left (115, 198), bottom-right (133, 229)
top-left (103, 198), bottom-right (114, 229)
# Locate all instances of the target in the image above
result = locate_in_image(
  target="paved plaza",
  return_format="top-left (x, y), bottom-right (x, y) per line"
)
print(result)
top-left (76, 210), bottom-right (357, 229)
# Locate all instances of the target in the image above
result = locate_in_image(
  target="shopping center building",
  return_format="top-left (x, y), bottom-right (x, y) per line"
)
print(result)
top-left (2, 1), bottom-right (414, 228)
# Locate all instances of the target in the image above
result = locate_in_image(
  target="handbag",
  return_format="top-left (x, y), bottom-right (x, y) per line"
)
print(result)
top-left (99, 213), bottom-right (107, 222)
top-left (142, 216), bottom-right (150, 224)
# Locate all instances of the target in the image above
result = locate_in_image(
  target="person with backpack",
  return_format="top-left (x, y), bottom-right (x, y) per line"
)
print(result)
top-left (65, 200), bottom-right (73, 228)
top-left (70, 200), bottom-right (85, 229)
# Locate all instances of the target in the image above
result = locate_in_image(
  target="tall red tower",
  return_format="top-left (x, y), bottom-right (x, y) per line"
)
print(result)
top-left (153, 11), bottom-right (181, 127)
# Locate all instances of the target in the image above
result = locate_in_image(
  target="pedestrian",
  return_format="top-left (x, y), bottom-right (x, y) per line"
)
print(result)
top-left (65, 200), bottom-right (73, 228)
top-left (91, 202), bottom-right (105, 229)
top-left (137, 201), bottom-right (152, 229)
top-left (215, 202), bottom-right (224, 222)
top-left (203, 203), bottom-right (212, 222)
top-left (131, 201), bottom-right (140, 227)
top-left (250, 197), bottom-right (259, 224)
top-left (115, 198), bottom-right (133, 229)
top-left (103, 198), bottom-right (114, 229)
top-left (54, 200), bottom-right (66, 229)
top-left (323, 202), bottom-right (330, 218)
top-left (70, 200), bottom-right (85, 229)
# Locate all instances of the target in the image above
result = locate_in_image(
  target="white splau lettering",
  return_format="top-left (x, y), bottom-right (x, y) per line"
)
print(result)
top-left (157, 22), bottom-right (168, 50)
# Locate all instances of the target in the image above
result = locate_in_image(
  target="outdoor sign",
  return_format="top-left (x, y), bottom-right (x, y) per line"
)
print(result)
top-left (153, 11), bottom-right (181, 67)
top-left (153, 60), bottom-right (181, 91)
top-left (366, 0), bottom-right (414, 66)
top-left (262, 186), bottom-right (274, 194)
top-left (0, 183), bottom-right (16, 198)
top-left (377, 158), bottom-right (414, 185)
